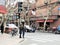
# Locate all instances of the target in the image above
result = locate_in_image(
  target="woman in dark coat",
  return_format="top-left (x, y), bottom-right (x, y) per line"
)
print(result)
top-left (1, 22), bottom-right (4, 34)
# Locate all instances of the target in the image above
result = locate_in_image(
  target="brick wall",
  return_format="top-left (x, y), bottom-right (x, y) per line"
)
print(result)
top-left (51, 18), bottom-right (60, 27)
top-left (35, 0), bottom-right (59, 16)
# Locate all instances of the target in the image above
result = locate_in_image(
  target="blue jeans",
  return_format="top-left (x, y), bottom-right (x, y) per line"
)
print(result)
top-left (19, 29), bottom-right (25, 38)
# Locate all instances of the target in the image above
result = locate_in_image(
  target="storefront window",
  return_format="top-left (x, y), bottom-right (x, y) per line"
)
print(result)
top-left (39, 22), bottom-right (44, 27)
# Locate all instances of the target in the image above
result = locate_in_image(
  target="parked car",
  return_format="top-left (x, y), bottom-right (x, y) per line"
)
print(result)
top-left (24, 25), bottom-right (35, 32)
top-left (5, 24), bottom-right (18, 33)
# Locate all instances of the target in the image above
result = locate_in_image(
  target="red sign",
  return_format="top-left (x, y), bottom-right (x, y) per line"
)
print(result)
top-left (36, 20), bottom-right (53, 22)
top-left (36, 20), bottom-right (44, 22)
top-left (46, 20), bottom-right (53, 22)
top-left (0, 5), bottom-right (7, 14)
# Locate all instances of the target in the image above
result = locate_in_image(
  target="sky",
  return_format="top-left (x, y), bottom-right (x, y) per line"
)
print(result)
top-left (0, 0), bottom-right (36, 6)
top-left (0, 0), bottom-right (16, 6)
top-left (0, 0), bottom-right (5, 5)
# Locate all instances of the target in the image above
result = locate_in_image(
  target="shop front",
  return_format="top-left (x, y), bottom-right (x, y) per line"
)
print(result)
top-left (30, 15), bottom-right (58, 30)
top-left (36, 19), bottom-right (54, 30)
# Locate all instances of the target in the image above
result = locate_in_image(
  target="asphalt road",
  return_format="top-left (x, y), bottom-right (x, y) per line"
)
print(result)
top-left (18, 32), bottom-right (60, 45)
top-left (0, 31), bottom-right (60, 45)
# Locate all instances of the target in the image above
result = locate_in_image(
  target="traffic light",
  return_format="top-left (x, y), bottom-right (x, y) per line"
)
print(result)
top-left (18, 2), bottom-right (23, 12)
top-left (16, 13), bottom-right (20, 19)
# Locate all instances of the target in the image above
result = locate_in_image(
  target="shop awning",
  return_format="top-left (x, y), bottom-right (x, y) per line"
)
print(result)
top-left (36, 20), bottom-right (54, 22)
top-left (36, 20), bottom-right (44, 22)
top-left (46, 20), bottom-right (53, 22)
top-left (0, 5), bottom-right (7, 14)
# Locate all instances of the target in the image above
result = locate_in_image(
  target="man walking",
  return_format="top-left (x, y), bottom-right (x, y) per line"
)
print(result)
top-left (19, 22), bottom-right (25, 38)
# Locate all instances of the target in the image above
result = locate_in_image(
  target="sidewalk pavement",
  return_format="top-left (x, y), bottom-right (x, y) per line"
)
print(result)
top-left (0, 33), bottom-right (24, 45)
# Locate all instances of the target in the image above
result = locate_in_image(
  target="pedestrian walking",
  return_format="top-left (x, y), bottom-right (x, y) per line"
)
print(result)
top-left (31, 23), bottom-right (36, 32)
top-left (45, 24), bottom-right (48, 31)
top-left (19, 22), bottom-right (25, 38)
top-left (0, 22), bottom-right (4, 34)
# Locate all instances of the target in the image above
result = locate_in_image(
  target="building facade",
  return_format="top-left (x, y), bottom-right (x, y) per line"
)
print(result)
top-left (16, 0), bottom-right (60, 30)
top-left (28, 0), bottom-right (60, 29)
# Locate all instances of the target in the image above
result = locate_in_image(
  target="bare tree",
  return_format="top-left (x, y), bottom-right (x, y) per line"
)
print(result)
top-left (43, 0), bottom-right (58, 31)
top-left (36, 0), bottom-right (58, 31)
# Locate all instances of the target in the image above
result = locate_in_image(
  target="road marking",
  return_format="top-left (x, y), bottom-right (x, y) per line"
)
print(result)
top-left (19, 39), bottom-right (25, 43)
top-left (29, 43), bottom-right (38, 45)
